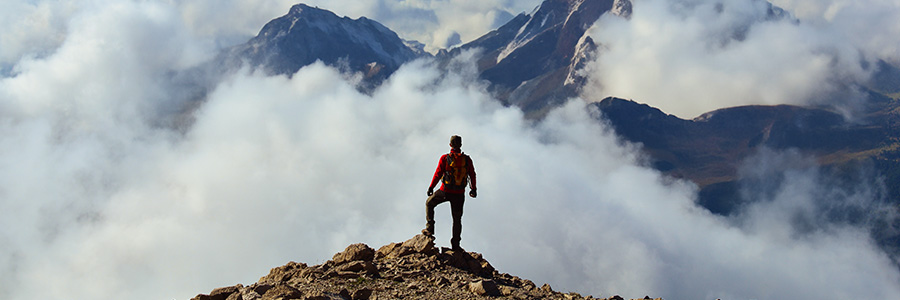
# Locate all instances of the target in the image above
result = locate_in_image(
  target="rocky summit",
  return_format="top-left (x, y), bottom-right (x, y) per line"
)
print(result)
top-left (191, 234), bottom-right (660, 300)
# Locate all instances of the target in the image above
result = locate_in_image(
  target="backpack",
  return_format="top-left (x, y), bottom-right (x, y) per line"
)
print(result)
top-left (442, 152), bottom-right (469, 190)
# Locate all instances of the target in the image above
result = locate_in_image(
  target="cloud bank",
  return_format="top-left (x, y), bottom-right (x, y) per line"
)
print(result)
top-left (1, 1), bottom-right (899, 300)
top-left (770, 0), bottom-right (900, 63)
top-left (175, 0), bottom-right (543, 53)
top-left (0, 0), bottom-right (542, 69)
top-left (301, 0), bottom-right (541, 51)
top-left (582, 0), bottom-right (881, 118)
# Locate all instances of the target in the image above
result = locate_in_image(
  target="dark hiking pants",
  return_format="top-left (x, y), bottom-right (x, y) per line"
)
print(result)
top-left (425, 190), bottom-right (465, 248)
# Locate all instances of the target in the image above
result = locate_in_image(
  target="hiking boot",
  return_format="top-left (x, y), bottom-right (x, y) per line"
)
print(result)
top-left (422, 222), bottom-right (435, 237)
top-left (451, 244), bottom-right (464, 252)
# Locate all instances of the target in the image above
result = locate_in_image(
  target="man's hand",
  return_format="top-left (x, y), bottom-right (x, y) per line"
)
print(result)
top-left (469, 189), bottom-right (477, 198)
top-left (427, 187), bottom-right (434, 196)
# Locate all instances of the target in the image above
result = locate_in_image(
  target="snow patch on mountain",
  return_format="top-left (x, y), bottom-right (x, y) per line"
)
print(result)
top-left (496, 1), bottom-right (569, 63)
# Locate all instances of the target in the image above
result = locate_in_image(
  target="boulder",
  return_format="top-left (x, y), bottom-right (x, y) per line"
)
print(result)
top-left (339, 289), bottom-right (352, 299)
top-left (333, 243), bottom-right (375, 264)
top-left (351, 288), bottom-right (373, 300)
top-left (469, 279), bottom-right (501, 296)
top-left (375, 242), bottom-right (407, 259)
top-left (443, 249), bottom-right (495, 278)
top-left (224, 291), bottom-right (244, 300)
top-left (192, 285), bottom-right (240, 300)
top-left (259, 261), bottom-right (307, 283)
top-left (249, 283), bottom-right (274, 296)
top-left (376, 235), bottom-right (436, 259)
top-left (260, 284), bottom-right (302, 300)
top-left (401, 234), bottom-right (437, 256)
top-left (327, 260), bottom-right (379, 278)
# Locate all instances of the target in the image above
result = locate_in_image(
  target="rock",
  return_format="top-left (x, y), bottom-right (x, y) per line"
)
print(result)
top-left (327, 260), bottom-right (379, 279)
top-left (260, 284), bottom-right (302, 300)
top-left (333, 243), bottom-right (375, 264)
top-left (224, 291), bottom-right (243, 300)
top-left (376, 235), bottom-right (436, 259)
top-left (260, 262), bottom-right (308, 283)
top-left (250, 284), bottom-right (274, 296)
top-left (351, 288), bottom-right (372, 300)
top-left (433, 276), bottom-right (451, 287)
top-left (402, 234), bottom-right (437, 255)
top-left (541, 283), bottom-right (553, 292)
top-left (444, 250), bottom-right (495, 278)
top-left (234, 286), bottom-right (262, 300)
top-left (520, 279), bottom-right (536, 291)
top-left (469, 279), bottom-right (501, 296)
top-left (499, 285), bottom-right (516, 296)
top-left (564, 293), bottom-right (582, 299)
top-left (339, 261), bottom-right (378, 275)
top-left (375, 242), bottom-right (405, 259)
top-left (339, 288), bottom-right (352, 300)
top-left (192, 285), bottom-right (241, 300)
top-left (609, 296), bottom-right (624, 300)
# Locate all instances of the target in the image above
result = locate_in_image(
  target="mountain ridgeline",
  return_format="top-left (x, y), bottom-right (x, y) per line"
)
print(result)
top-left (441, 0), bottom-right (632, 116)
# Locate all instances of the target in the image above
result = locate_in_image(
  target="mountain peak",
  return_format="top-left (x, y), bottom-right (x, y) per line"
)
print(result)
top-left (287, 3), bottom-right (337, 19)
top-left (219, 3), bottom-right (428, 89)
top-left (446, 0), bottom-right (631, 117)
top-left (191, 234), bottom-right (660, 300)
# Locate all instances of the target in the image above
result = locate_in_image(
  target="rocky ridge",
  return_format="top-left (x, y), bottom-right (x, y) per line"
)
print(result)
top-left (445, 0), bottom-right (632, 117)
top-left (191, 235), bottom-right (660, 300)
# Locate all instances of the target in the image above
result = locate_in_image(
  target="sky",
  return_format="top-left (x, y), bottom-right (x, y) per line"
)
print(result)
top-left (0, 1), bottom-right (899, 300)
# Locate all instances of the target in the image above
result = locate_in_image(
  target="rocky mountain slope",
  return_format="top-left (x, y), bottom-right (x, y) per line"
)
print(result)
top-left (442, 0), bottom-right (631, 117)
top-left (191, 235), bottom-right (661, 300)
top-left (216, 4), bottom-right (428, 88)
top-left (592, 94), bottom-right (900, 214)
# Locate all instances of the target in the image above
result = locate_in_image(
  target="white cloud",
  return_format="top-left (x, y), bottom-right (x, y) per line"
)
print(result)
top-left (290, 0), bottom-right (542, 51)
top-left (581, 0), bottom-right (873, 119)
top-left (173, 0), bottom-right (542, 53)
top-left (1, 1), bottom-right (899, 300)
top-left (0, 1), bottom-right (76, 69)
top-left (0, 0), bottom-right (539, 70)
top-left (770, 0), bottom-right (900, 63)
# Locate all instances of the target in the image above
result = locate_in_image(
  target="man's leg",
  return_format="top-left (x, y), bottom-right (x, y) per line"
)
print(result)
top-left (424, 190), bottom-right (448, 236)
top-left (449, 194), bottom-right (465, 250)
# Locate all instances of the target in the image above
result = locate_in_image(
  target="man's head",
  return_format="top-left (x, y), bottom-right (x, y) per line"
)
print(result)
top-left (450, 135), bottom-right (462, 149)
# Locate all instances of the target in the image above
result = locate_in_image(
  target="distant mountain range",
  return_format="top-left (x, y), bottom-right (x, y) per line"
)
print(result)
top-left (214, 3), bottom-right (428, 89)
top-left (208, 0), bottom-right (900, 256)
top-left (593, 95), bottom-right (900, 210)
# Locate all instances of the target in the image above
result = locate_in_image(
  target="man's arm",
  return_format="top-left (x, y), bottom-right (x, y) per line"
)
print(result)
top-left (428, 155), bottom-right (445, 192)
top-left (467, 156), bottom-right (476, 191)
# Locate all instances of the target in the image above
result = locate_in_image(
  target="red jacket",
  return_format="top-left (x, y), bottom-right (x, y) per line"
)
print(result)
top-left (429, 148), bottom-right (476, 194)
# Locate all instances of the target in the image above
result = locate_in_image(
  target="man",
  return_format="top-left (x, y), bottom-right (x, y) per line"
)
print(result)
top-left (423, 135), bottom-right (477, 250)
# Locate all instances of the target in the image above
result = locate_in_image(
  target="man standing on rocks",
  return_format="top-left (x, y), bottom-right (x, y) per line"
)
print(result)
top-left (423, 135), bottom-right (477, 250)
